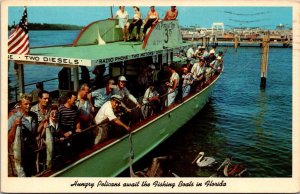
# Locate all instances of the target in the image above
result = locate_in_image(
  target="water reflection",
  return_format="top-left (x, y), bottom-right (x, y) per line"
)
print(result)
top-left (254, 89), bottom-right (267, 144)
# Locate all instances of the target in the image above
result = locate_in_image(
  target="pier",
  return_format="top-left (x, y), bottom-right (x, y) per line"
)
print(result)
top-left (181, 28), bottom-right (292, 48)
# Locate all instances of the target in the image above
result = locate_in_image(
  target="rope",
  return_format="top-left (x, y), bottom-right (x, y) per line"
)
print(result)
top-left (128, 132), bottom-right (137, 177)
top-left (125, 121), bottom-right (137, 177)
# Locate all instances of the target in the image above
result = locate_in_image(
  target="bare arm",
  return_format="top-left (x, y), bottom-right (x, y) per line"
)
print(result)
top-left (175, 10), bottom-right (178, 19)
top-left (164, 11), bottom-right (169, 20)
top-left (113, 118), bottom-right (130, 131)
top-left (154, 12), bottom-right (159, 24)
top-left (76, 120), bottom-right (82, 133)
top-left (8, 120), bottom-right (19, 146)
top-left (171, 79), bottom-right (178, 90)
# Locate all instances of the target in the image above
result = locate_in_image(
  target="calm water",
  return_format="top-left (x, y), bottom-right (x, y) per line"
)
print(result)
top-left (8, 31), bottom-right (292, 177)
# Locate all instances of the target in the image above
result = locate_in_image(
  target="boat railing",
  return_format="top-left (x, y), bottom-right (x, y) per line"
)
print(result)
top-left (9, 77), bottom-right (58, 103)
top-left (9, 70), bottom-right (93, 105)
top-left (8, 67), bottom-right (223, 177)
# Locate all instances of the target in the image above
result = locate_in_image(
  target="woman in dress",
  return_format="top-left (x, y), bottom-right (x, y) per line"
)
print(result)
top-left (115, 6), bottom-right (129, 42)
top-left (128, 6), bottom-right (143, 40)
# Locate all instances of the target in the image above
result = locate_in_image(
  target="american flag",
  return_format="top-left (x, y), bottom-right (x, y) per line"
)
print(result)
top-left (8, 7), bottom-right (30, 55)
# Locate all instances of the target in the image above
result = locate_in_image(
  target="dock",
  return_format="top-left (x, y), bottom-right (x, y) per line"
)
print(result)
top-left (181, 28), bottom-right (292, 48)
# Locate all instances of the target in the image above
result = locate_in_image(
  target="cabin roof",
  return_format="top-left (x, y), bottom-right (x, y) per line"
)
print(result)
top-left (9, 41), bottom-right (192, 67)
top-left (8, 20), bottom-right (193, 67)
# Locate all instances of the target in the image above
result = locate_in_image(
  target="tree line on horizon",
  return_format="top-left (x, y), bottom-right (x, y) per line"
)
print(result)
top-left (8, 23), bottom-right (84, 30)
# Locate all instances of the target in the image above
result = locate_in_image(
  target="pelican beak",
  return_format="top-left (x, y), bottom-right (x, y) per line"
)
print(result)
top-left (217, 158), bottom-right (231, 171)
top-left (192, 152), bottom-right (204, 164)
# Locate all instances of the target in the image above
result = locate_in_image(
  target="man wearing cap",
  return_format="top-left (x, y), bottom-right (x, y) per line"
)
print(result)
top-left (204, 49), bottom-right (216, 67)
top-left (194, 46), bottom-right (206, 59)
top-left (141, 82), bottom-right (160, 118)
top-left (148, 64), bottom-right (157, 84)
top-left (112, 76), bottom-right (141, 109)
top-left (186, 45), bottom-right (195, 59)
top-left (94, 95), bottom-right (130, 144)
top-left (209, 56), bottom-right (223, 75)
top-left (191, 59), bottom-right (206, 90)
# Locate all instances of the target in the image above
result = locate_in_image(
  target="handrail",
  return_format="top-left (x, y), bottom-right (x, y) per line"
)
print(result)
top-left (8, 67), bottom-right (223, 177)
top-left (9, 70), bottom-right (92, 103)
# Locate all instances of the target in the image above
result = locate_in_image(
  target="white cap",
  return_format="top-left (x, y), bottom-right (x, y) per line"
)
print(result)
top-left (198, 46), bottom-right (202, 49)
top-left (118, 76), bottom-right (127, 81)
top-left (209, 50), bottom-right (215, 54)
top-left (149, 64), bottom-right (156, 70)
top-left (111, 95), bottom-right (122, 103)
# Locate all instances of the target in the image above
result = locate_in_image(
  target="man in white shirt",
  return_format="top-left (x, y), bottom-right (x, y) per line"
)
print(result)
top-left (165, 64), bottom-right (179, 107)
top-left (191, 59), bottom-right (206, 90)
top-left (94, 95), bottom-right (130, 144)
top-left (186, 46), bottom-right (195, 59)
top-left (141, 83), bottom-right (160, 118)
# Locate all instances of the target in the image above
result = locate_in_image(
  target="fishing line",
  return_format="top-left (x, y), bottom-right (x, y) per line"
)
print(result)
top-left (224, 11), bottom-right (271, 16)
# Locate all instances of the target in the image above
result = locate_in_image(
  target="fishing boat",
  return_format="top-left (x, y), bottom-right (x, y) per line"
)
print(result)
top-left (8, 18), bottom-right (223, 177)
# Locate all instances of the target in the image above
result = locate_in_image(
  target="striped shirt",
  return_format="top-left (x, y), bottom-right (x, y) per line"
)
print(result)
top-left (57, 105), bottom-right (79, 132)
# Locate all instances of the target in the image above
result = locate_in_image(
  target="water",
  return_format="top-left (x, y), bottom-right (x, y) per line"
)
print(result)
top-left (8, 31), bottom-right (292, 177)
top-left (132, 46), bottom-right (292, 177)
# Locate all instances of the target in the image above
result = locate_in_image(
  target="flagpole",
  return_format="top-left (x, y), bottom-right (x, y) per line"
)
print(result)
top-left (110, 6), bottom-right (113, 18)
top-left (8, 6), bottom-right (29, 98)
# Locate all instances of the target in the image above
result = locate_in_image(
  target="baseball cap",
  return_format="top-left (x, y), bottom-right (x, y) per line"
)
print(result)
top-left (149, 64), bottom-right (156, 70)
top-left (118, 76), bottom-right (127, 81)
top-left (111, 95), bottom-right (122, 103)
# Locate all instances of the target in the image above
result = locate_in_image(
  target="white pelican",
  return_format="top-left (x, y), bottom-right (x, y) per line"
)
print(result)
top-left (192, 152), bottom-right (216, 167)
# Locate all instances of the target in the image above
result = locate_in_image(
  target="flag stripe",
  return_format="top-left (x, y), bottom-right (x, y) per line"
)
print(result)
top-left (8, 26), bottom-right (20, 40)
top-left (17, 41), bottom-right (29, 54)
top-left (8, 7), bottom-right (29, 55)
top-left (8, 32), bottom-right (27, 52)
top-left (8, 27), bottom-right (24, 44)
top-left (9, 35), bottom-right (29, 54)
top-left (8, 30), bottom-right (26, 51)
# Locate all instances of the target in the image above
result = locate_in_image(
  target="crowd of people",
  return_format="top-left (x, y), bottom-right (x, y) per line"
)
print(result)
top-left (8, 44), bottom-right (223, 177)
top-left (113, 6), bottom-right (178, 42)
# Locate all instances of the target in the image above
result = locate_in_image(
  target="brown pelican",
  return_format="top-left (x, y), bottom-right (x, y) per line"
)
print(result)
top-left (217, 157), bottom-right (247, 177)
top-left (134, 156), bottom-right (176, 177)
top-left (192, 152), bottom-right (216, 167)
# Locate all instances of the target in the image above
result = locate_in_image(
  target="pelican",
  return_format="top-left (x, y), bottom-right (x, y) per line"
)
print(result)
top-left (217, 157), bottom-right (247, 177)
top-left (192, 152), bottom-right (216, 167)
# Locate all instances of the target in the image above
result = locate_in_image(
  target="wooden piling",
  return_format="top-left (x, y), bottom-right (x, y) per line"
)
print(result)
top-left (234, 34), bottom-right (239, 50)
top-left (202, 36), bottom-right (206, 48)
top-left (260, 33), bottom-right (270, 89)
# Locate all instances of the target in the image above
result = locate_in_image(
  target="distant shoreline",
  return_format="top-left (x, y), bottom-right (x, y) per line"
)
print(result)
top-left (8, 23), bottom-right (84, 30)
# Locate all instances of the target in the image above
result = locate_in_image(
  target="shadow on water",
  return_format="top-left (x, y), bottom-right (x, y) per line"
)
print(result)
top-left (119, 99), bottom-right (227, 177)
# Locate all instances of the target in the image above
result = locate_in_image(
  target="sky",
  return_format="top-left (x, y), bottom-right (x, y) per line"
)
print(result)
top-left (8, 6), bottom-right (292, 30)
